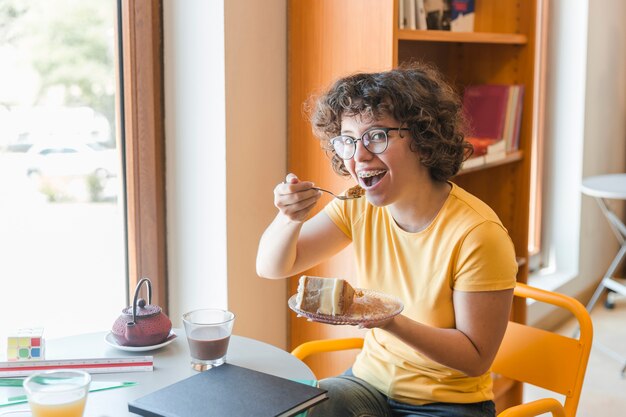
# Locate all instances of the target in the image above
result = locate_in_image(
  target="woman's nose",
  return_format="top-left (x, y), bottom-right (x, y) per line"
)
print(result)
top-left (353, 140), bottom-right (372, 162)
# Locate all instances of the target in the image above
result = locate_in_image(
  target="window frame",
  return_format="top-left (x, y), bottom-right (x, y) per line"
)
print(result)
top-left (527, 0), bottom-right (549, 272)
top-left (118, 0), bottom-right (168, 310)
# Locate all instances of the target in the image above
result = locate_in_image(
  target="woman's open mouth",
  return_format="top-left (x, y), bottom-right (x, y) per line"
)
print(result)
top-left (358, 169), bottom-right (387, 188)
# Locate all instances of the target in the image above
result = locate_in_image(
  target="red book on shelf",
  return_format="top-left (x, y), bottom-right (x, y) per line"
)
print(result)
top-left (465, 137), bottom-right (498, 157)
top-left (510, 85), bottom-right (525, 152)
top-left (463, 84), bottom-right (511, 141)
top-left (465, 136), bottom-right (506, 166)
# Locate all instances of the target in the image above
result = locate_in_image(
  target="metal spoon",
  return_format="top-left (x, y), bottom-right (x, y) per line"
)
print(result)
top-left (313, 186), bottom-right (363, 200)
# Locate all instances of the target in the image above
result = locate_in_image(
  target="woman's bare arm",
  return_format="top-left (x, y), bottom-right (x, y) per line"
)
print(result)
top-left (256, 174), bottom-right (351, 279)
top-left (378, 288), bottom-right (513, 376)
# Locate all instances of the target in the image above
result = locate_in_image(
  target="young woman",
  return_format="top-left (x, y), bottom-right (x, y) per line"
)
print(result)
top-left (256, 62), bottom-right (517, 417)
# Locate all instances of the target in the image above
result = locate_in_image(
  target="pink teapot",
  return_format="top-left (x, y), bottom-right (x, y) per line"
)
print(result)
top-left (111, 278), bottom-right (172, 347)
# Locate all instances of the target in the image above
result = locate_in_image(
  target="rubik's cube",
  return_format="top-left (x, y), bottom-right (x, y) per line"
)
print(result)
top-left (7, 328), bottom-right (45, 361)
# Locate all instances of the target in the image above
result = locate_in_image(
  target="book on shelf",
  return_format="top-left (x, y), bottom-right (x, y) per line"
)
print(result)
top-left (128, 363), bottom-right (328, 417)
top-left (483, 139), bottom-right (506, 163)
top-left (416, 0), bottom-right (428, 29)
top-left (399, 0), bottom-right (406, 29)
top-left (509, 85), bottom-right (525, 152)
top-left (500, 84), bottom-right (524, 153)
top-left (398, 0), bottom-right (428, 30)
top-left (399, 0), bottom-right (422, 30)
top-left (462, 83), bottom-right (524, 161)
top-left (462, 153), bottom-right (486, 169)
top-left (463, 84), bottom-right (510, 140)
top-left (407, 0), bottom-right (417, 29)
top-left (450, 0), bottom-right (475, 32)
top-left (463, 137), bottom-right (505, 169)
top-left (424, 0), bottom-right (452, 30)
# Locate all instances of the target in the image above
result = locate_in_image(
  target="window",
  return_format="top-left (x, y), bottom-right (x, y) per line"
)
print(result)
top-left (0, 0), bottom-right (166, 342)
top-left (118, 0), bottom-right (167, 307)
top-left (528, 0), bottom-right (588, 288)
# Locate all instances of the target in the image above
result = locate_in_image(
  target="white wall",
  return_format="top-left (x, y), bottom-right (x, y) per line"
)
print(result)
top-left (579, 0), bottom-right (626, 290)
top-left (530, 0), bottom-right (626, 325)
top-left (163, 1), bottom-right (288, 348)
top-left (163, 0), bottom-right (228, 320)
top-left (224, 1), bottom-right (288, 347)
top-left (538, 0), bottom-right (588, 280)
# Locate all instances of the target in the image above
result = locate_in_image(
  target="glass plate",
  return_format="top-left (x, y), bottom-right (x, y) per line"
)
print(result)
top-left (104, 330), bottom-right (177, 352)
top-left (288, 288), bottom-right (404, 326)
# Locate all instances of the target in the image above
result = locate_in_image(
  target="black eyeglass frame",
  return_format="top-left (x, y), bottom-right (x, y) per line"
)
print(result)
top-left (330, 127), bottom-right (411, 160)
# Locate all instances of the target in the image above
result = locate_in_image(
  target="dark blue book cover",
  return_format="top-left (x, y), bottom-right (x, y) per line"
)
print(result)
top-left (128, 363), bottom-right (327, 417)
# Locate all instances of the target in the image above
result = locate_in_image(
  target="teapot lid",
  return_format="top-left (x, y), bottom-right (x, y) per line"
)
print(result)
top-left (122, 298), bottom-right (161, 318)
top-left (123, 278), bottom-right (163, 320)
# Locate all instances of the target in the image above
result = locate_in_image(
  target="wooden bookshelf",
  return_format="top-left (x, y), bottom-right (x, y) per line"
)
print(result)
top-left (287, 0), bottom-right (543, 412)
top-left (457, 151), bottom-right (524, 176)
top-left (397, 30), bottom-right (528, 44)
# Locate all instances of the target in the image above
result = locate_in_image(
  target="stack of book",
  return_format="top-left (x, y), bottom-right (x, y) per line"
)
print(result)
top-left (462, 84), bottom-right (524, 169)
top-left (398, 0), bottom-right (475, 32)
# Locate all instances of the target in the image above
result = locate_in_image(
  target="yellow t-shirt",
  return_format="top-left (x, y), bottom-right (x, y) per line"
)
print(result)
top-left (324, 182), bottom-right (518, 405)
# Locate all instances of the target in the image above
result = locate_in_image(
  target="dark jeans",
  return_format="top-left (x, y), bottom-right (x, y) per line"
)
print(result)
top-left (309, 370), bottom-right (495, 417)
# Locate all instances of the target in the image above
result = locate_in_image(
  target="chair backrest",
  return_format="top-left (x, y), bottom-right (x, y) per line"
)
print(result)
top-left (491, 282), bottom-right (593, 417)
top-left (291, 337), bottom-right (364, 361)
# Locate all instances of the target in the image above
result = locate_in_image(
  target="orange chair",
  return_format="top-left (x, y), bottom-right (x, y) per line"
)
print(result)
top-left (291, 282), bottom-right (593, 417)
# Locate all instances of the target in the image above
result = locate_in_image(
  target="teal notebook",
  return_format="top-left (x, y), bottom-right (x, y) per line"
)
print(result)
top-left (292, 379), bottom-right (319, 417)
top-left (0, 380), bottom-right (137, 407)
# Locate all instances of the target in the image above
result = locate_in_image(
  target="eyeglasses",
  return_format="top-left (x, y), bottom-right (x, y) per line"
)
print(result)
top-left (330, 127), bottom-right (410, 160)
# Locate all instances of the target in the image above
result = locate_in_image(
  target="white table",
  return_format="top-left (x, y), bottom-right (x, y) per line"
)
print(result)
top-left (581, 173), bottom-right (626, 373)
top-left (0, 330), bottom-right (314, 416)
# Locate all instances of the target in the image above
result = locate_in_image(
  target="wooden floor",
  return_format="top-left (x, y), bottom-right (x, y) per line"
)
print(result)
top-left (524, 295), bottom-right (626, 417)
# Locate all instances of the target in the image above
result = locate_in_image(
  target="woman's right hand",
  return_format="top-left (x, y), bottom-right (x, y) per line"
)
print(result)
top-left (274, 173), bottom-right (321, 223)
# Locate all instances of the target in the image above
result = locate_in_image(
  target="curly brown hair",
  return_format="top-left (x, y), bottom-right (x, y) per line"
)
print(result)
top-left (309, 61), bottom-right (472, 182)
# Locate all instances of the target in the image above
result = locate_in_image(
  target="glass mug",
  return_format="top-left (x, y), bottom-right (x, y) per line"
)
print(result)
top-left (0, 370), bottom-right (91, 417)
top-left (183, 308), bottom-right (235, 371)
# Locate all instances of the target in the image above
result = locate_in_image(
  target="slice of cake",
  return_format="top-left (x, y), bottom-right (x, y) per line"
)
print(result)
top-left (346, 185), bottom-right (365, 198)
top-left (295, 275), bottom-right (356, 316)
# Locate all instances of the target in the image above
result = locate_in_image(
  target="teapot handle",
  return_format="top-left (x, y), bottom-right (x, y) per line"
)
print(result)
top-left (129, 278), bottom-right (152, 325)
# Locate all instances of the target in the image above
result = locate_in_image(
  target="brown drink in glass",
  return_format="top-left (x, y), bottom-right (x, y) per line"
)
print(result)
top-left (187, 327), bottom-right (231, 360)
top-left (183, 308), bottom-right (235, 371)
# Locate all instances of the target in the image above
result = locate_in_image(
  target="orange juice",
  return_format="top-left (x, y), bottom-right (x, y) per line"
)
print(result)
top-left (29, 388), bottom-right (87, 417)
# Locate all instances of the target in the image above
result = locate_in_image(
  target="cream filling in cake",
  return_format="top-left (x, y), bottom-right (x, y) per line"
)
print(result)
top-left (319, 278), bottom-right (342, 315)
top-left (295, 278), bottom-right (305, 307)
top-left (295, 275), bottom-right (355, 316)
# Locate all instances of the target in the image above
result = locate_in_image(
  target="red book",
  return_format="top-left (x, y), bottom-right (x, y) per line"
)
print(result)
top-left (465, 137), bottom-right (501, 157)
top-left (510, 85), bottom-right (525, 151)
top-left (463, 84), bottom-right (511, 140)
